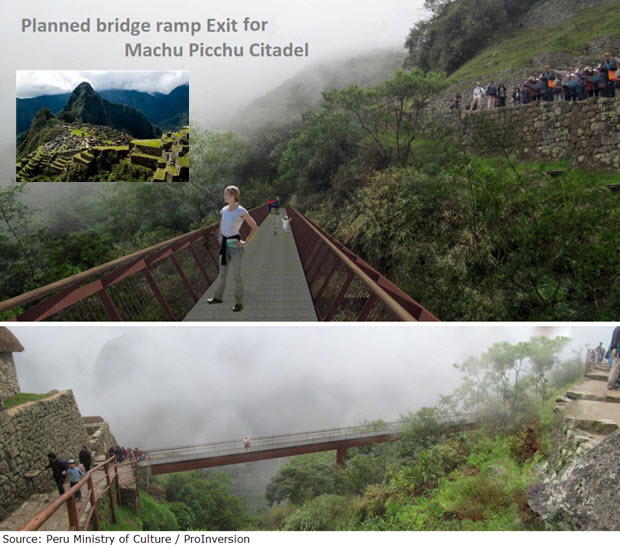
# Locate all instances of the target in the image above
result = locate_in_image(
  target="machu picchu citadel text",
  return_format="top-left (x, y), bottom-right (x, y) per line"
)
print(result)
top-left (125, 42), bottom-right (310, 58)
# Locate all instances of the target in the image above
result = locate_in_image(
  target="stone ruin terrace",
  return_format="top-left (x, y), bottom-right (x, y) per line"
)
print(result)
top-left (16, 125), bottom-right (189, 183)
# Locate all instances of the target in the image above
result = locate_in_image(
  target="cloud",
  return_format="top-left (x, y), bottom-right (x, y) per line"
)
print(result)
top-left (8, 325), bottom-right (613, 449)
top-left (16, 70), bottom-right (189, 98)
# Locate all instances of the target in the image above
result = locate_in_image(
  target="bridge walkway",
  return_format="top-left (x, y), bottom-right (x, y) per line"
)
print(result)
top-left (184, 213), bottom-right (317, 321)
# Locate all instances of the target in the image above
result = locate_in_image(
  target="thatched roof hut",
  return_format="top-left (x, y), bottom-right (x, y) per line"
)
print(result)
top-left (0, 327), bottom-right (24, 353)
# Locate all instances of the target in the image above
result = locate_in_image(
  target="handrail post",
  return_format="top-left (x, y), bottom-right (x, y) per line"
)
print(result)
top-left (66, 496), bottom-right (79, 531)
top-left (134, 460), bottom-right (141, 510)
top-left (87, 475), bottom-right (100, 531)
top-left (114, 457), bottom-right (122, 506)
top-left (104, 461), bottom-right (116, 523)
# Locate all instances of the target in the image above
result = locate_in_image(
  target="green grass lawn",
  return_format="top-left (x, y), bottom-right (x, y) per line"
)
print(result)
top-left (131, 139), bottom-right (163, 147)
top-left (92, 145), bottom-right (130, 151)
top-left (451, 0), bottom-right (620, 81)
top-left (69, 128), bottom-right (92, 138)
top-left (131, 152), bottom-right (162, 161)
top-left (3, 393), bottom-right (48, 409)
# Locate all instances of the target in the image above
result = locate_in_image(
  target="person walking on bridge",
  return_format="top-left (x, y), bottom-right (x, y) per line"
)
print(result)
top-left (208, 186), bottom-right (258, 312)
top-left (243, 436), bottom-right (251, 450)
top-left (267, 197), bottom-right (282, 234)
top-left (282, 215), bottom-right (293, 234)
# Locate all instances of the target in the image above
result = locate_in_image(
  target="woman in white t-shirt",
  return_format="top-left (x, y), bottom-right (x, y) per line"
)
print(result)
top-left (207, 186), bottom-right (258, 312)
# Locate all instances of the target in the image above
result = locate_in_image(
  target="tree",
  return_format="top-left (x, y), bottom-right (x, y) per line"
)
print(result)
top-left (265, 452), bottom-right (351, 506)
top-left (404, 0), bottom-right (538, 74)
top-left (0, 181), bottom-right (38, 287)
top-left (449, 336), bottom-right (572, 419)
top-left (324, 69), bottom-right (447, 165)
top-left (398, 407), bottom-right (453, 459)
top-left (96, 182), bottom-right (199, 246)
top-left (190, 126), bottom-right (249, 210)
top-left (527, 336), bottom-right (571, 402)
top-left (277, 111), bottom-right (359, 194)
top-left (161, 470), bottom-right (247, 530)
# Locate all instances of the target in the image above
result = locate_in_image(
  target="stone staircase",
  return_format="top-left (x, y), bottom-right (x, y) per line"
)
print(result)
top-left (554, 362), bottom-right (619, 454)
top-left (0, 456), bottom-right (138, 531)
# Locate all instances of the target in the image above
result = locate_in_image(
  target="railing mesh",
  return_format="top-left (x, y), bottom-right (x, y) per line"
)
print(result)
top-left (288, 206), bottom-right (438, 322)
top-left (1, 205), bottom-right (269, 321)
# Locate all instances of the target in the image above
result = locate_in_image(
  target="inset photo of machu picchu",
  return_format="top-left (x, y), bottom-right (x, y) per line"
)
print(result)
top-left (15, 71), bottom-right (189, 182)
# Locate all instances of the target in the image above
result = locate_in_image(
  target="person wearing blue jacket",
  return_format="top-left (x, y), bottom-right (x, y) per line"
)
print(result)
top-left (67, 459), bottom-right (86, 501)
top-left (590, 70), bottom-right (602, 97)
top-left (566, 74), bottom-right (579, 102)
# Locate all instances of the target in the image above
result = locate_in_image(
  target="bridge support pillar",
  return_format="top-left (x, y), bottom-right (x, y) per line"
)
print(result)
top-left (336, 447), bottom-right (347, 468)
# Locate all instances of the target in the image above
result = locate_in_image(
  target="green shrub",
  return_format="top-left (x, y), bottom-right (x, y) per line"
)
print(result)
top-left (283, 494), bottom-right (362, 531)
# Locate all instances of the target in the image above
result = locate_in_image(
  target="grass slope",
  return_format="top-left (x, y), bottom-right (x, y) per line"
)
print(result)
top-left (451, 0), bottom-right (620, 81)
top-left (3, 393), bottom-right (48, 409)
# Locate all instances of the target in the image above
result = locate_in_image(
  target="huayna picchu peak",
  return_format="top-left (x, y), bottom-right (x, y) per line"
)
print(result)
top-left (16, 81), bottom-right (189, 183)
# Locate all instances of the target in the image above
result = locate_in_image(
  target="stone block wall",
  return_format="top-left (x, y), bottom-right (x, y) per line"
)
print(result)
top-left (0, 354), bottom-right (20, 401)
top-left (84, 418), bottom-right (117, 458)
top-left (418, 97), bottom-right (620, 171)
top-left (0, 390), bottom-right (89, 521)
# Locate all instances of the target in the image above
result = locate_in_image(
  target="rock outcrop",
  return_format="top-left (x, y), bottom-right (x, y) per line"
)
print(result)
top-left (529, 428), bottom-right (620, 530)
top-left (60, 82), bottom-right (159, 139)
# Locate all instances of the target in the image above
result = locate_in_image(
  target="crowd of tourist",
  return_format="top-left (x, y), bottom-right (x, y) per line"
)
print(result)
top-left (448, 52), bottom-right (618, 110)
top-left (108, 445), bottom-right (148, 462)
top-left (40, 444), bottom-right (149, 499)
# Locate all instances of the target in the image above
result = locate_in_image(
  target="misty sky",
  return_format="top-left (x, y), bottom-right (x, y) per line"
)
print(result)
top-left (16, 71), bottom-right (189, 98)
top-left (2, 0), bottom-right (428, 182)
top-left (9, 325), bottom-right (613, 450)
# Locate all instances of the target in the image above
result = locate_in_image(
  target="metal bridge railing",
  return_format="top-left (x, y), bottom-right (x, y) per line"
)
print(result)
top-left (21, 456), bottom-right (139, 531)
top-left (147, 415), bottom-right (477, 465)
top-left (0, 206), bottom-right (269, 321)
top-left (287, 206), bottom-right (439, 322)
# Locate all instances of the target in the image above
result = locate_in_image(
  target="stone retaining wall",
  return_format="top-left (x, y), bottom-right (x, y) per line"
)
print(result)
top-left (0, 390), bottom-right (89, 521)
top-left (0, 354), bottom-right (20, 401)
top-left (84, 419), bottom-right (117, 458)
top-left (419, 97), bottom-right (620, 170)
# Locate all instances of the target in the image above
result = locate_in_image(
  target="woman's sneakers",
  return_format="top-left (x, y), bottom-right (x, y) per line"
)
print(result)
top-left (208, 298), bottom-right (243, 312)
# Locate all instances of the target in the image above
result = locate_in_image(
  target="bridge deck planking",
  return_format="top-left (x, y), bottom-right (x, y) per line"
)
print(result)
top-left (184, 214), bottom-right (318, 321)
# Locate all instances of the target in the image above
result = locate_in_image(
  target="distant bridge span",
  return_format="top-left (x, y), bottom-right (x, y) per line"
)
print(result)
top-left (146, 417), bottom-right (477, 475)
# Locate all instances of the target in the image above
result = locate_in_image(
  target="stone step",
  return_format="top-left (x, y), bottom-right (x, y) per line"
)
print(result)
top-left (566, 390), bottom-right (620, 404)
top-left (565, 417), bottom-right (618, 435)
top-left (585, 372), bottom-right (608, 382)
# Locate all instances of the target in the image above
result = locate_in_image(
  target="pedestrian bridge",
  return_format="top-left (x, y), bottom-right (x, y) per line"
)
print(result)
top-left (0, 205), bottom-right (438, 321)
top-left (145, 416), bottom-right (477, 475)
